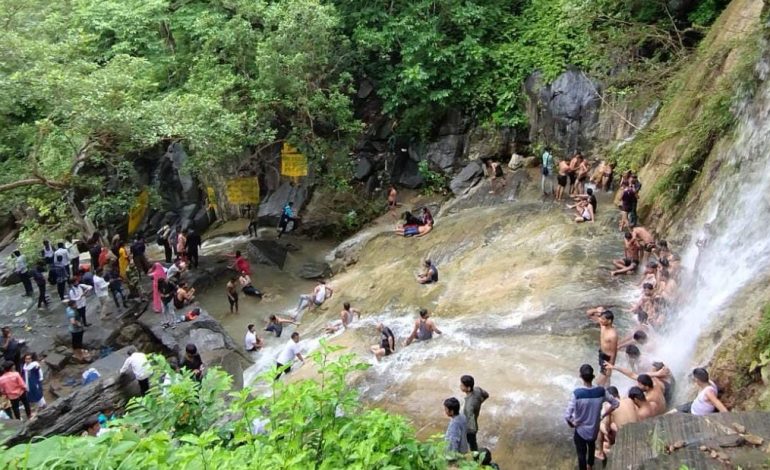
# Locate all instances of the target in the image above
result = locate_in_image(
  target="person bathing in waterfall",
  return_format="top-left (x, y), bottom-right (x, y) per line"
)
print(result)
top-left (324, 302), bottom-right (361, 334)
top-left (371, 323), bottom-right (396, 361)
top-left (596, 386), bottom-right (637, 462)
top-left (572, 198), bottom-right (594, 223)
top-left (226, 277), bottom-right (239, 314)
top-left (670, 367), bottom-right (728, 415)
top-left (395, 209), bottom-right (434, 238)
top-left (611, 232), bottom-right (641, 276)
top-left (405, 308), bottom-right (442, 346)
top-left (417, 259), bottom-right (438, 284)
top-left (238, 271), bottom-right (262, 298)
top-left (265, 314), bottom-right (300, 338)
top-left (556, 157), bottom-right (570, 202)
top-left (293, 280), bottom-right (333, 321)
top-left (588, 310), bottom-right (618, 386)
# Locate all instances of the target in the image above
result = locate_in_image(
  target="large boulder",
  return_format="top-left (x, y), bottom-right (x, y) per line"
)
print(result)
top-left (465, 126), bottom-right (511, 161)
top-left (524, 69), bottom-right (602, 153)
top-left (426, 134), bottom-right (465, 174)
top-left (391, 154), bottom-right (423, 189)
top-left (354, 155), bottom-right (374, 181)
top-left (139, 311), bottom-right (249, 390)
top-left (449, 161), bottom-right (484, 196)
top-left (247, 240), bottom-right (289, 269)
top-left (257, 181), bottom-right (309, 225)
top-left (3, 347), bottom-right (138, 446)
top-left (297, 262), bottom-right (332, 280)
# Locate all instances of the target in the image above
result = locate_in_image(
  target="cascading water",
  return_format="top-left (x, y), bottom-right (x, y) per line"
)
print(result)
top-left (654, 57), bottom-right (770, 382)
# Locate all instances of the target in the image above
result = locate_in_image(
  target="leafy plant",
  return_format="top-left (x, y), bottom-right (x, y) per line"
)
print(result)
top-left (418, 160), bottom-right (449, 195)
top-left (1, 343), bottom-right (473, 469)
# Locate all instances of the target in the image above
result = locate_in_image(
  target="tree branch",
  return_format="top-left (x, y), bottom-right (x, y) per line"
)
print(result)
top-left (0, 176), bottom-right (65, 193)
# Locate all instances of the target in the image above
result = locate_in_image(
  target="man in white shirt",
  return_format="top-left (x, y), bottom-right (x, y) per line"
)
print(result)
top-left (275, 332), bottom-right (304, 380)
top-left (68, 277), bottom-right (92, 327)
top-left (293, 280), bottom-right (333, 321)
top-left (54, 242), bottom-right (70, 276)
top-left (244, 324), bottom-right (264, 352)
top-left (119, 346), bottom-right (152, 396)
top-left (92, 270), bottom-right (110, 320)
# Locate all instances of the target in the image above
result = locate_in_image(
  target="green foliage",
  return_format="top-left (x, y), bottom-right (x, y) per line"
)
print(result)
top-left (1, 344), bottom-right (472, 469)
top-left (689, 0), bottom-right (731, 27)
top-left (418, 160), bottom-right (449, 195)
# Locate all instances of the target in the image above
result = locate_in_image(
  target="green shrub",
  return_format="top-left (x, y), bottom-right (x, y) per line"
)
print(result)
top-left (1, 344), bottom-right (479, 469)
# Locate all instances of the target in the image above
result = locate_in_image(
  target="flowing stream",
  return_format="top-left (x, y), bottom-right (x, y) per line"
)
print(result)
top-left (193, 72), bottom-right (770, 464)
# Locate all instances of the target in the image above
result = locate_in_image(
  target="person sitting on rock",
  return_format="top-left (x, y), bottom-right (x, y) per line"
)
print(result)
top-left (324, 302), bottom-right (361, 334)
top-left (174, 282), bottom-right (195, 310)
top-left (611, 232), bottom-right (641, 276)
top-left (420, 207), bottom-right (435, 227)
top-left (670, 368), bottom-right (728, 416)
top-left (417, 259), bottom-right (439, 284)
top-left (572, 199), bottom-right (594, 224)
top-left (293, 280), bottom-right (333, 321)
top-left (395, 223), bottom-right (433, 238)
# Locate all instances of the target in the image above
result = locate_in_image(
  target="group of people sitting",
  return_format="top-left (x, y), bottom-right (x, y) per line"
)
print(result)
top-left (565, 223), bottom-right (728, 469)
top-left (395, 207), bottom-right (434, 238)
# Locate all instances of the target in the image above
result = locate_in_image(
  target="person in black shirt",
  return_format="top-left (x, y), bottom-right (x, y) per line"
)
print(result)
top-left (181, 343), bottom-right (203, 382)
top-left (186, 229), bottom-right (201, 268)
top-left (417, 259), bottom-right (438, 284)
top-left (130, 236), bottom-right (150, 274)
top-left (371, 323), bottom-right (395, 361)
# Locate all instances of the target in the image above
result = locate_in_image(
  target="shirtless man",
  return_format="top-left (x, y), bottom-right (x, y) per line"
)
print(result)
top-left (609, 366), bottom-right (666, 415)
top-left (589, 310), bottom-right (617, 386)
top-left (629, 283), bottom-right (662, 326)
top-left (324, 302), bottom-right (361, 334)
top-left (628, 386), bottom-right (657, 420)
top-left (387, 185), bottom-right (398, 217)
top-left (575, 156), bottom-right (590, 195)
top-left (596, 386), bottom-right (638, 461)
top-left (631, 226), bottom-right (656, 263)
top-left (611, 233), bottom-right (641, 276)
top-left (394, 223), bottom-right (433, 238)
top-left (405, 308), bottom-right (443, 346)
top-left (556, 158), bottom-right (571, 201)
top-left (568, 152), bottom-right (583, 195)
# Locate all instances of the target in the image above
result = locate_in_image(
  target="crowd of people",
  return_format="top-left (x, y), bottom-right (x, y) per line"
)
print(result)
top-left (0, 148), bottom-right (732, 469)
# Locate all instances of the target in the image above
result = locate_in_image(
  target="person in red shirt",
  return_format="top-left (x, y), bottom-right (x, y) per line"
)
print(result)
top-left (0, 360), bottom-right (30, 419)
top-left (228, 250), bottom-right (251, 275)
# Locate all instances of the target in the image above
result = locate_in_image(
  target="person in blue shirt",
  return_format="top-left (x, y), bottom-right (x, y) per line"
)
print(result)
top-left (564, 364), bottom-right (619, 470)
top-left (277, 202), bottom-right (300, 238)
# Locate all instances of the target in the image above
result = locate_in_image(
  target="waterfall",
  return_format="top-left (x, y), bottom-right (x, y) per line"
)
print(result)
top-left (655, 58), bottom-right (770, 381)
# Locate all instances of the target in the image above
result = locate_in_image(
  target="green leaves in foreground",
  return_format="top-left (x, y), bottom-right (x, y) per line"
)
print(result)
top-left (1, 342), bottom-right (479, 469)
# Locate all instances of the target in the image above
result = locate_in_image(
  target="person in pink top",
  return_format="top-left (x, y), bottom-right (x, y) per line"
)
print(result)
top-left (0, 360), bottom-right (30, 419)
top-left (228, 251), bottom-right (251, 275)
top-left (148, 263), bottom-right (167, 313)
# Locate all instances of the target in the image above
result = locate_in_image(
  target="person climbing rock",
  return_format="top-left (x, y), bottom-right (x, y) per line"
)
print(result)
top-left (277, 202), bottom-right (300, 238)
top-left (119, 346), bottom-right (152, 396)
top-left (405, 308), bottom-right (442, 346)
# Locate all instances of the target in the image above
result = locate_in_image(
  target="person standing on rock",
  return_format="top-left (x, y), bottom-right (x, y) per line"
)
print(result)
top-left (118, 241), bottom-right (130, 280)
top-left (541, 147), bottom-right (554, 197)
top-left (41, 240), bottom-right (55, 267)
top-left (405, 308), bottom-right (443, 346)
top-left (68, 277), bottom-right (92, 327)
top-left (556, 158), bottom-right (571, 202)
top-left (32, 265), bottom-right (49, 310)
top-left (277, 202), bottom-right (299, 238)
top-left (50, 255), bottom-right (68, 301)
top-left (22, 353), bottom-right (45, 410)
top-left (54, 242), bottom-right (70, 278)
top-left (157, 224), bottom-right (173, 264)
top-left (0, 360), bottom-right (30, 420)
top-left (588, 310), bottom-right (617, 386)
top-left (149, 262), bottom-right (167, 313)
top-left (564, 364), bottom-right (619, 470)
top-left (65, 300), bottom-right (85, 358)
top-left (12, 250), bottom-right (33, 297)
top-left (461, 375), bottom-right (489, 452)
top-left (176, 229), bottom-right (188, 263)
top-left (92, 270), bottom-right (111, 320)
top-left (226, 277), bottom-right (239, 314)
top-left (1, 327), bottom-right (22, 372)
top-left (186, 229), bottom-right (201, 269)
top-left (130, 235), bottom-right (150, 274)
top-left (387, 185), bottom-right (398, 218)
top-left (275, 332), bottom-right (304, 380)
top-left (443, 397), bottom-right (469, 455)
top-left (120, 346), bottom-right (152, 396)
